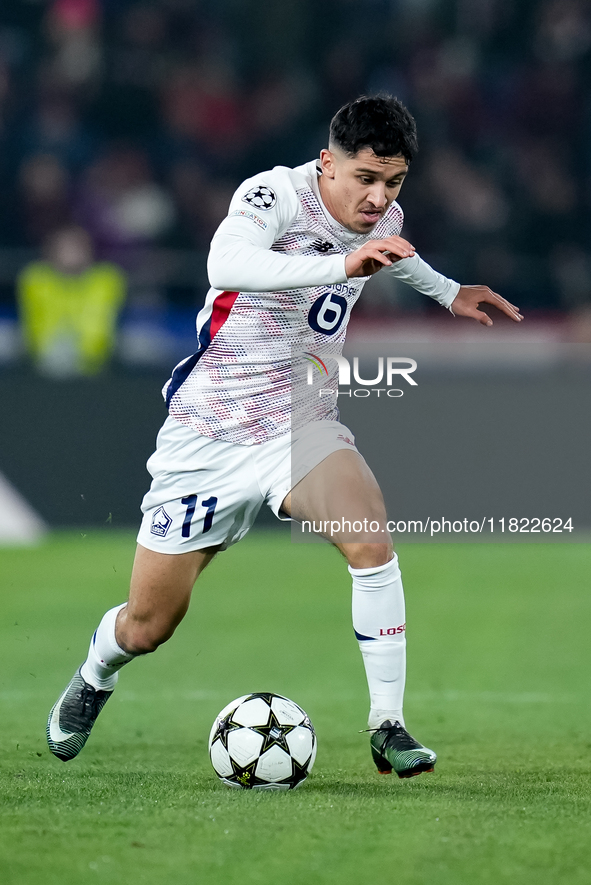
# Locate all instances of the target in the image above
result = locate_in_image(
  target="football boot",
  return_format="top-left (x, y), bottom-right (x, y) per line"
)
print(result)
top-left (370, 719), bottom-right (436, 778)
top-left (47, 668), bottom-right (113, 761)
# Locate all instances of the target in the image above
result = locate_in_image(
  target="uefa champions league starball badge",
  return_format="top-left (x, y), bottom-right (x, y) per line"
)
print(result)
top-left (242, 185), bottom-right (277, 211)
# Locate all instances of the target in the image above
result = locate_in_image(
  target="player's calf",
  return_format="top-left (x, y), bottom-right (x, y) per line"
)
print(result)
top-left (115, 605), bottom-right (188, 655)
top-left (116, 544), bottom-right (213, 654)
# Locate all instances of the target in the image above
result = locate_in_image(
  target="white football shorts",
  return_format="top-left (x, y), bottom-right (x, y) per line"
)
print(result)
top-left (137, 416), bottom-right (358, 554)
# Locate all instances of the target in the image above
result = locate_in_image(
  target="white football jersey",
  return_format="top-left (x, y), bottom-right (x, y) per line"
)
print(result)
top-left (164, 160), bottom-right (459, 445)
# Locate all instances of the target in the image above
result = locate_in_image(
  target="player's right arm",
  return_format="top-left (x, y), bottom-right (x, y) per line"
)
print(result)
top-left (208, 171), bottom-right (351, 292)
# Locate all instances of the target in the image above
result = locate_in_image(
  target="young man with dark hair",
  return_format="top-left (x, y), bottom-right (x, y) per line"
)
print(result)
top-left (47, 95), bottom-right (522, 777)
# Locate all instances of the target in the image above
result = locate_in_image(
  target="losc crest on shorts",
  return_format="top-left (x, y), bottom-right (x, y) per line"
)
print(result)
top-left (136, 416), bottom-right (358, 554)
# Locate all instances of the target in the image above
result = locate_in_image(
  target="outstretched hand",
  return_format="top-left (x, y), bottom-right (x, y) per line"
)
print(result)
top-left (451, 285), bottom-right (523, 326)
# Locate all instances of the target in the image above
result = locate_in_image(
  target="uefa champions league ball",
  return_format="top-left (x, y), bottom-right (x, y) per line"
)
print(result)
top-left (208, 692), bottom-right (317, 790)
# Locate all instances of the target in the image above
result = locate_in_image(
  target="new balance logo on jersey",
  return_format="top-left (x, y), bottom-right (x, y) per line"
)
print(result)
top-left (150, 506), bottom-right (172, 537)
top-left (311, 239), bottom-right (335, 253)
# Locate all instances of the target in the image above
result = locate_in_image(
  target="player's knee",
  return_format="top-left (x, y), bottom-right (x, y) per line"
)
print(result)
top-left (119, 617), bottom-right (178, 655)
top-left (345, 542), bottom-right (392, 570)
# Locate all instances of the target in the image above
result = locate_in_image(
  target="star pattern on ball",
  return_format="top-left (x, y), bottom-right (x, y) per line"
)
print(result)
top-left (242, 185), bottom-right (277, 211)
top-left (213, 714), bottom-right (242, 751)
top-left (287, 759), bottom-right (309, 789)
top-left (209, 692), bottom-right (316, 790)
top-left (249, 708), bottom-right (295, 754)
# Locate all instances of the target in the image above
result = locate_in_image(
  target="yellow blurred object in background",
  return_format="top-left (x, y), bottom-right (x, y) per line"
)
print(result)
top-left (17, 226), bottom-right (126, 376)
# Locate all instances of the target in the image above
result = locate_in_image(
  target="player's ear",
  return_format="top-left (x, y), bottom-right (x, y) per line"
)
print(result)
top-left (320, 149), bottom-right (337, 179)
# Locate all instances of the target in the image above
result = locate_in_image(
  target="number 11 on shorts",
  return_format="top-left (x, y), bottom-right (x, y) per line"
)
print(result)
top-left (181, 495), bottom-right (218, 537)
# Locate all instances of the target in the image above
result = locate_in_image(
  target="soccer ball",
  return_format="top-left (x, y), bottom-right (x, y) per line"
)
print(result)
top-left (208, 692), bottom-right (317, 790)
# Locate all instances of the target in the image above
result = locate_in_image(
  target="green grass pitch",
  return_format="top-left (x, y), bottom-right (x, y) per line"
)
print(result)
top-left (1, 530), bottom-right (590, 885)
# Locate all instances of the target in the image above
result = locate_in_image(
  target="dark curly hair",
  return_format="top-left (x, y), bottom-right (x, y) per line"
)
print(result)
top-left (329, 95), bottom-right (418, 163)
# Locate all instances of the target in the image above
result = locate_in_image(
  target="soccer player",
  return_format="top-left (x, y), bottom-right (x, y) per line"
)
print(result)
top-left (47, 95), bottom-right (522, 777)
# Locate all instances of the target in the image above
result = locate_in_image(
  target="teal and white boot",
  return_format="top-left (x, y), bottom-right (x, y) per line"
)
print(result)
top-left (370, 720), bottom-right (436, 778)
top-left (47, 668), bottom-right (113, 761)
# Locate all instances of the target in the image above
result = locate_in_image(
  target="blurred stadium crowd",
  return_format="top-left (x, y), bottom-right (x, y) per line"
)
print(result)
top-left (1, 0), bottom-right (591, 372)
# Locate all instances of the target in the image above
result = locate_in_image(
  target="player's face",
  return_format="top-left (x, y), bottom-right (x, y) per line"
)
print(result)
top-left (319, 147), bottom-right (409, 234)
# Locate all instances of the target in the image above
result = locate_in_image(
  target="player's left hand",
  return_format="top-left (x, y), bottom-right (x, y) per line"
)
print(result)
top-left (450, 285), bottom-right (523, 326)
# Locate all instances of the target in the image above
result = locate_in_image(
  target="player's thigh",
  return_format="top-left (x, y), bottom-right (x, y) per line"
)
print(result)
top-left (283, 451), bottom-right (392, 565)
top-left (124, 543), bottom-right (220, 636)
top-left (283, 449), bottom-right (389, 540)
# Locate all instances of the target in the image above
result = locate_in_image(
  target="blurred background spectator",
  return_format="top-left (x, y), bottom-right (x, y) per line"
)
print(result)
top-left (17, 225), bottom-right (125, 376)
top-left (1, 0), bottom-right (591, 369)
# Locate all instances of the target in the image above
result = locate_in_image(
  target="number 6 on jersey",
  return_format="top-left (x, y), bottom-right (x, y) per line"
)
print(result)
top-left (308, 290), bottom-right (348, 335)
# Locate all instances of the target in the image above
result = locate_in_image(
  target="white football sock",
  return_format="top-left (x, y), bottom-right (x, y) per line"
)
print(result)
top-left (80, 603), bottom-right (136, 691)
top-left (350, 554), bottom-right (406, 730)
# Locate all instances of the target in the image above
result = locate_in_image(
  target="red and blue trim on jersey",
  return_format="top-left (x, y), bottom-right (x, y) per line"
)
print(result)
top-left (165, 290), bottom-right (239, 407)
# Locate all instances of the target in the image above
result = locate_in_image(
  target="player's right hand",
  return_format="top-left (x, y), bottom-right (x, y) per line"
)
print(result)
top-left (345, 236), bottom-right (416, 278)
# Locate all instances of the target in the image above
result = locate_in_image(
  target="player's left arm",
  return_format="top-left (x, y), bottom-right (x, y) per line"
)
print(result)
top-left (383, 251), bottom-right (523, 325)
